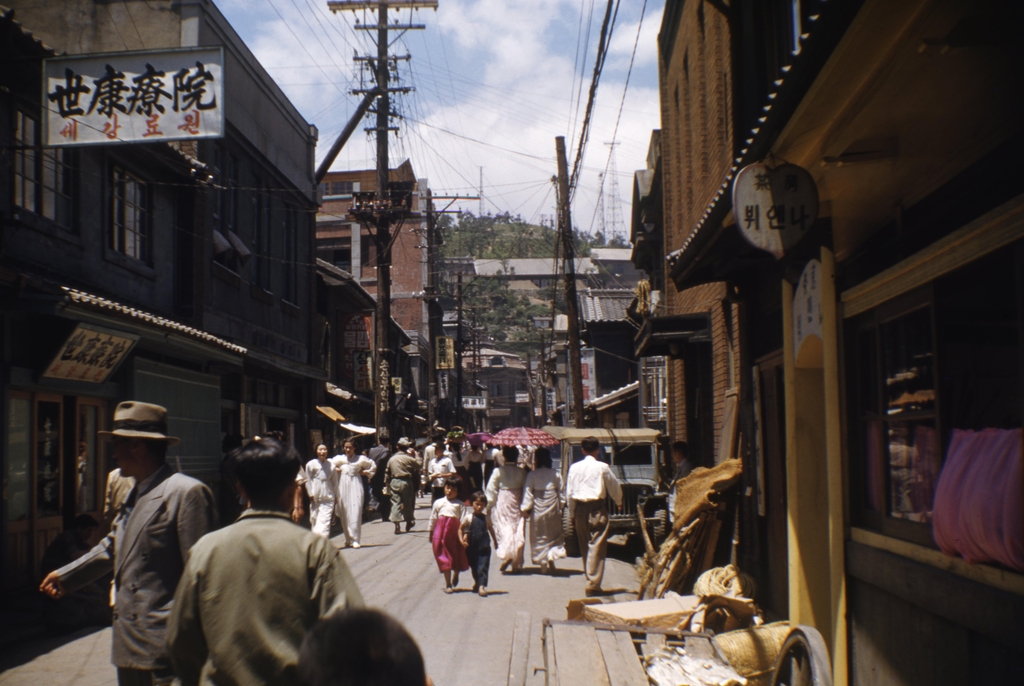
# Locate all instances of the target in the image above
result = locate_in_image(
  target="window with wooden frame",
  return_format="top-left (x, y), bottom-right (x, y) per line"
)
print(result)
top-left (14, 110), bottom-right (76, 229)
top-left (110, 165), bottom-right (150, 262)
top-left (846, 244), bottom-right (1023, 548)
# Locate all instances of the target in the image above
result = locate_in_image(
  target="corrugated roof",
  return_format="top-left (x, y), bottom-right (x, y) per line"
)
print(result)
top-left (581, 288), bottom-right (634, 322)
top-left (62, 287), bottom-right (247, 355)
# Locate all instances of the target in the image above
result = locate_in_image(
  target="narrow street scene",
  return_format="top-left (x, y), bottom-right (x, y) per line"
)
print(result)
top-left (2, 1), bottom-right (1023, 685)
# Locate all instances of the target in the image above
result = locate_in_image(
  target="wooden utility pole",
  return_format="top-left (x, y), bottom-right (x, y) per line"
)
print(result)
top-left (555, 136), bottom-right (585, 428)
top-left (455, 270), bottom-right (464, 426)
top-left (329, 0), bottom-right (435, 440)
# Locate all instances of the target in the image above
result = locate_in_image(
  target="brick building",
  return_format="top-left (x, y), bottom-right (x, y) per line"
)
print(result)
top-left (641, 0), bottom-right (1024, 683)
top-left (316, 161), bottom-right (431, 408)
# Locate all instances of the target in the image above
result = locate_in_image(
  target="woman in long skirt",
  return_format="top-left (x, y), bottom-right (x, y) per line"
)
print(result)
top-left (332, 439), bottom-right (376, 548)
top-left (485, 446), bottom-right (527, 572)
top-left (429, 476), bottom-right (470, 592)
top-left (521, 447), bottom-right (567, 573)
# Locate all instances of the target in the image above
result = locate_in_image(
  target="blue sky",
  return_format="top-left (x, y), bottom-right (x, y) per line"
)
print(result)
top-left (215, 0), bottom-right (664, 238)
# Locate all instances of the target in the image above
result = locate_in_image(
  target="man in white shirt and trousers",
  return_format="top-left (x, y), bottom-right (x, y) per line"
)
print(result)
top-left (566, 436), bottom-right (622, 596)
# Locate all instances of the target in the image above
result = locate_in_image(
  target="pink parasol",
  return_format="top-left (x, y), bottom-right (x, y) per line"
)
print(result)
top-left (489, 427), bottom-right (559, 447)
top-left (466, 432), bottom-right (493, 447)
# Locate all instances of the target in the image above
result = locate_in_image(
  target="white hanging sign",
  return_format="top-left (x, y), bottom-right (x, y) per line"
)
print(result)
top-left (793, 259), bottom-right (824, 368)
top-left (43, 48), bottom-right (224, 146)
top-left (733, 162), bottom-right (819, 258)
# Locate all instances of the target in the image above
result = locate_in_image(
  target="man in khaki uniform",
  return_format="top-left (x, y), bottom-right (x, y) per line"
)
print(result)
top-left (168, 437), bottom-right (363, 685)
top-left (386, 437), bottom-right (421, 534)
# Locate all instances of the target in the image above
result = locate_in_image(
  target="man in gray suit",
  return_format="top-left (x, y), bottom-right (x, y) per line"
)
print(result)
top-left (40, 401), bottom-right (216, 686)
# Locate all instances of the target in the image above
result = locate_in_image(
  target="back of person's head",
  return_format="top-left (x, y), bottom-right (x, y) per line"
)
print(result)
top-left (580, 436), bottom-right (600, 454)
top-left (672, 440), bottom-right (688, 457)
top-left (299, 608), bottom-right (426, 686)
top-left (502, 446), bottom-right (519, 462)
top-left (229, 437), bottom-right (300, 509)
top-left (534, 447), bottom-right (552, 469)
top-left (470, 491), bottom-right (487, 506)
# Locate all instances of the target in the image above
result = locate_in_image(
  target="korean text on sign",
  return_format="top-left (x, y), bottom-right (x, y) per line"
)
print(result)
top-left (43, 48), bottom-right (224, 146)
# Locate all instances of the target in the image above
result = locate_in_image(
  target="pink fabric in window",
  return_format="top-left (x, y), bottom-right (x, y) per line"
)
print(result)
top-left (932, 428), bottom-right (1023, 571)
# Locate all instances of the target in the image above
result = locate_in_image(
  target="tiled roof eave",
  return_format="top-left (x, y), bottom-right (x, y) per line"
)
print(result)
top-left (61, 287), bottom-right (247, 355)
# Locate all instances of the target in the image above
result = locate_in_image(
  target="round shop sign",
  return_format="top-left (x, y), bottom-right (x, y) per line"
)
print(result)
top-left (732, 162), bottom-right (819, 258)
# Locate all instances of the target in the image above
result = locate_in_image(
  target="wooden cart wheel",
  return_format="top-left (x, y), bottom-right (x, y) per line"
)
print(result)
top-left (770, 625), bottom-right (833, 686)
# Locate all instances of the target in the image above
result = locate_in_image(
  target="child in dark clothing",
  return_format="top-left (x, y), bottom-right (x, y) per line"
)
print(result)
top-left (460, 491), bottom-right (497, 597)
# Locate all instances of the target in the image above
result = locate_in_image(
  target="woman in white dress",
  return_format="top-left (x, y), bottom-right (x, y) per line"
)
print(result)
top-left (331, 439), bottom-right (376, 548)
top-left (485, 446), bottom-right (527, 572)
top-left (521, 447), bottom-right (566, 573)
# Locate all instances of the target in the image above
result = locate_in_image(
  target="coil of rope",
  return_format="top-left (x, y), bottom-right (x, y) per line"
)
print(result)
top-left (693, 564), bottom-right (756, 599)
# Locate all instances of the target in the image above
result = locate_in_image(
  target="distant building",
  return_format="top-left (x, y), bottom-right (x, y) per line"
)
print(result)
top-left (316, 161), bottom-right (431, 412)
top-left (473, 257), bottom-right (597, 291)
top-left (589, 248), bottom-right (643, 289)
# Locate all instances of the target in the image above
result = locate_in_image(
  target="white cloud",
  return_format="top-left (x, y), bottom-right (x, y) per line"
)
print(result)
top-left (213, 0), bottom-right (663, 238)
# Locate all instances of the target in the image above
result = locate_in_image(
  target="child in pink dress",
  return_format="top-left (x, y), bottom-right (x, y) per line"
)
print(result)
top-left (429, 476), bottom-right (470, 593)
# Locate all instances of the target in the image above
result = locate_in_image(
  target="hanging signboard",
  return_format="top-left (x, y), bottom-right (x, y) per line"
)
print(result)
top-left (515, 391), bottom-right (529, 404)
top-left (341, 313), bottom-right (372, 378)
top-left (43, 47), bottom-right (224, 146)
top-left (436, 336), bottom-right (455, 370)
top-left (793, 259), bottom-right (824, 368)
top-left (353, 351), bottom-right (373, 392)
top-left (545, 387), bottom-right (556, 414)
top-left (732, 162), bottom-right (819, 258)
top-left (43, 324), bottom-right (138, 383)
top-left (391, 377), bottom-right (403, 396)
top-left (580, 347), bottom-right (597, 402)
top-left (438, 372), bottom-right (449, 400)
top-left (463, 396), bottom-right (487, 410)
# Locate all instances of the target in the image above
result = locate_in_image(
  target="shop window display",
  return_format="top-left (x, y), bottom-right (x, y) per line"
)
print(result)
top-left (847, 244), bottom-right (1023, 563)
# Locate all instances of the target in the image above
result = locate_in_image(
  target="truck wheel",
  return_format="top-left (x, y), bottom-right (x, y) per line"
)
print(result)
top-left (563, 507), bottom-right (580, 557)
top-left (653, 508), bottom-right (668, 546)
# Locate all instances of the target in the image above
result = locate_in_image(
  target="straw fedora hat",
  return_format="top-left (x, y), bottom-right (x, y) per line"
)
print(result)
top-left (99, 401), bottom-right (180, 446)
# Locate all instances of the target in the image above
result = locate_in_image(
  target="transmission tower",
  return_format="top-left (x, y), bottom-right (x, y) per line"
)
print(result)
top-left (596, 171), bottom-right (607, 240)
top-left (603, 141), bottom-right (624, 243)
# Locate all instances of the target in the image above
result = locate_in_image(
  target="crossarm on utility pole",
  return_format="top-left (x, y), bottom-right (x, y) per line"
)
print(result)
top-left (315, 87), bottom-right (381, 185)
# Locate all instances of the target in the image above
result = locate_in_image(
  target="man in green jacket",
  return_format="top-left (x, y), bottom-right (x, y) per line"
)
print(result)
top-left (168, 438), bottom-right (364, 685)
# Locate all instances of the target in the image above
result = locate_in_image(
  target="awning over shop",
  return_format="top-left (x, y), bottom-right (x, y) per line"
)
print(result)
top-left (340, 422), bottom-right (376, 435)
top-left (316, 405), bottom-right (346, 422)
top-left (588, 381), bottom-right (640, 412)
top-left (634, 312), bottom-right (711, 357)
top-left (326, 382), bottom-right (372, 404)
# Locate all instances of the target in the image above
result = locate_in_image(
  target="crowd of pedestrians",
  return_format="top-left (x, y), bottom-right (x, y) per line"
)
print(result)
top-left (38, 400), bottom-right (630, 684)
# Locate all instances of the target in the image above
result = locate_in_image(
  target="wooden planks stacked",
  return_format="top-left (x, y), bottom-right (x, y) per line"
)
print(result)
top-left (546, 623), bottom-right (647, 686)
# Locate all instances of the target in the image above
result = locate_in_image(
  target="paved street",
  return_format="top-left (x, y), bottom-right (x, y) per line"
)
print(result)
top-left (0, 496), bottom-right (640, 686)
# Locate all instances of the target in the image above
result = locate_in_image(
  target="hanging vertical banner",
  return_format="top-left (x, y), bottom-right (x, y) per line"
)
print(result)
top-left (341, 313), bottom-right (372, 379)
top-left (733, 162), bottom-right (819, 258)
top-left (793, 259), bottom-right (824, 368)
top-left (436, 336), bottom-right (455, 370)
top-left (580, 347), bottom-right (597, 402)
top-left (438, 372), bottom-right (449, 399)
top-left (353, 351), bottom-right (373, 392)
top-left (43, 48), bottom-right (224, 146)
